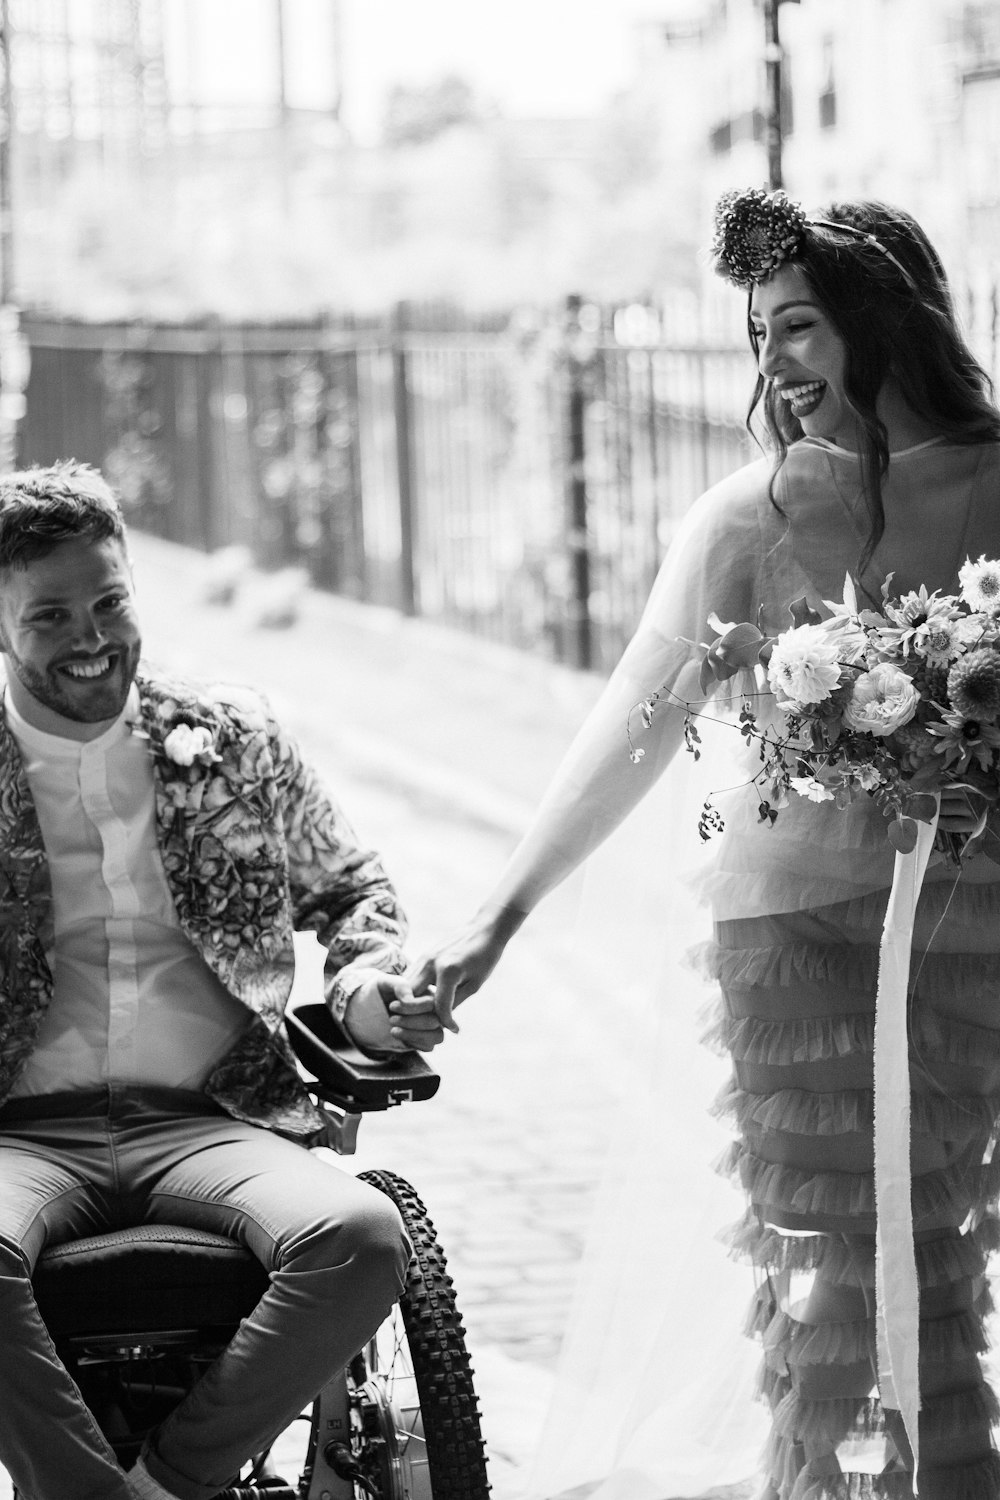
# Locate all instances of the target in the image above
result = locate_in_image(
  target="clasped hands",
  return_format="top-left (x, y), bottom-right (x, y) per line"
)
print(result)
top-left (340, 905), bottom-right (523, 1056)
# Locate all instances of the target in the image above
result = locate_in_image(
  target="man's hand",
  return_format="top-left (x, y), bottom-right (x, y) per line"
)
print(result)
top-left (342, 970), bottom-right (445, 1055)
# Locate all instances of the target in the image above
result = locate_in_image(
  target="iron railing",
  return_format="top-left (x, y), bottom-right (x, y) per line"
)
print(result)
top-left (17, 301), bottom-right (755, 672)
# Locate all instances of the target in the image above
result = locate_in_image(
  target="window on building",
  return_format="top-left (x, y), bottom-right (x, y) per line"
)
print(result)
top-left (819, 36), bottom-right (837, 129)
top-left (709, 118), bottom-right (732, 154)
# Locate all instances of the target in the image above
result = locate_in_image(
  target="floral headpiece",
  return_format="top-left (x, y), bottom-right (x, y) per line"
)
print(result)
top-left (711, 186), bottom-right (918, 291)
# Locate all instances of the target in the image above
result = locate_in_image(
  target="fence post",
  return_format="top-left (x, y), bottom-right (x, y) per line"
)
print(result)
top-left (390, 300), bottom-right (418, 617)
top-left (564, 295), bottom-right (593, 671)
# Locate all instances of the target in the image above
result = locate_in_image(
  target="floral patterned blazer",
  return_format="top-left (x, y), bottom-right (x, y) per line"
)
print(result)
top-left (0, 665), bottom-right (408, 1140)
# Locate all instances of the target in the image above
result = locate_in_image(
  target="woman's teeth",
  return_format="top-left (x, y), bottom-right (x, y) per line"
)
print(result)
top-left (779, 380), bottom-right (826, 415)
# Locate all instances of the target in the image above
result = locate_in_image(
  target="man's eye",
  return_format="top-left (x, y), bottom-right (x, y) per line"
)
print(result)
top-left (98, 595), bottom-right (128, 612)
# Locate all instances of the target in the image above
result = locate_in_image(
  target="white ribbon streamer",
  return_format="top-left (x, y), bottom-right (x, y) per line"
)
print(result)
top-left (874, 808), bottom-right (938, 1492)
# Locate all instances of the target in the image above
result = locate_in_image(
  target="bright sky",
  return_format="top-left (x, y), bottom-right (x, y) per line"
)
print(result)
top-left (339, 0), bottom-right (655, 135)
top-left (164, 0), bottom-right (676, 140)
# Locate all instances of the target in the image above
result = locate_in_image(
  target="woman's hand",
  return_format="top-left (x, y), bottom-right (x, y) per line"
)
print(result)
top-left (406, 904), bottom-right (528, 1034)
top-left (937, 784), bottom-right (990, 836)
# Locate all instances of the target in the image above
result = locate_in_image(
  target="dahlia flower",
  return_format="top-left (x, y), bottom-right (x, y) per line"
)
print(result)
top-left (947, 647), bottom-right (1000, 722)
top-left (767, 624), bottom-right (842, 708)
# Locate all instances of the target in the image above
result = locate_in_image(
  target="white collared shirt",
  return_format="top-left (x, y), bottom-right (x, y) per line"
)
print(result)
top-left (6, 687), bottom-right (250, 1096)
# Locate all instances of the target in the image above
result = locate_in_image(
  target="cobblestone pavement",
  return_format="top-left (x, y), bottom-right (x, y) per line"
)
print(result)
top-left (0, 534), bottom-right (668, 1500)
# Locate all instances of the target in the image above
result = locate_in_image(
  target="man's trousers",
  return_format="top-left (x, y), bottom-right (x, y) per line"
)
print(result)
top-left (0, 1086), bottom-right (410, 1500)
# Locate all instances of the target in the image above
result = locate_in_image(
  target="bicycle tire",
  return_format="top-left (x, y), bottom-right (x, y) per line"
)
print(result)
top-left (358, 1168), bottom-right (490, 1500)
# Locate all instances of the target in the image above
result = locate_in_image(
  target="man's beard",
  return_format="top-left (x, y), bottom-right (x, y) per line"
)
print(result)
top-left (6, 642), bottom-right (141, 725)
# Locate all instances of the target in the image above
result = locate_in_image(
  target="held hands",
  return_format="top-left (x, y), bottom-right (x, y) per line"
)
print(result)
top-left (407, 903), bottom-right (527, 1034)
top-left (341, 969), bottom-right (445, 1055)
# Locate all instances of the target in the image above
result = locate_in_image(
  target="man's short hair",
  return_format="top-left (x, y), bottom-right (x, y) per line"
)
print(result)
top-left (0, 461), bottom-right (126, 570)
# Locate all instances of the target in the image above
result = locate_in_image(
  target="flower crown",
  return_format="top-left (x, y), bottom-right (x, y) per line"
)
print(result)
top-left (711, 186), bottom-right (917, 290)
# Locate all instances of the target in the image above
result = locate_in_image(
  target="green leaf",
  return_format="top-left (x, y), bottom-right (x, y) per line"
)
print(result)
top-left (888, 815), bottom-right (919, 854)
top-left (787, 596), bottom-right (823, 628)
top-left (700, 622), bottom-right (768, 693)
top-left (904, 792), bottom-right (939, 824)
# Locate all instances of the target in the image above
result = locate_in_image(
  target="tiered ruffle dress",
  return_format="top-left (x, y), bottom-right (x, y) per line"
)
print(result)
top-left (625, 437), bottom-right (1000, 1498)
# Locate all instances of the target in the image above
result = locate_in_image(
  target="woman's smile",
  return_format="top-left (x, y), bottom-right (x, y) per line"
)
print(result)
top-left (775, 378), bottom-right (828, 418)
top-left (750, 264), bottom-right (855, 447)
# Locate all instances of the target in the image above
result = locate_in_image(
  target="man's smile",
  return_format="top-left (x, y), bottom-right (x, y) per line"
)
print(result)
top-left (59, 655), bottom-right (117, 681)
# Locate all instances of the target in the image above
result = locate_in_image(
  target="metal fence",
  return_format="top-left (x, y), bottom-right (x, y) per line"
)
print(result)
top-left (17, 301), bottom-right (755, 673)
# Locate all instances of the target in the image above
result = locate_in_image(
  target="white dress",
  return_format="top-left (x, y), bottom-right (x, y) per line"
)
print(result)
top-left (523, 437), bottom-right (1000, 1499)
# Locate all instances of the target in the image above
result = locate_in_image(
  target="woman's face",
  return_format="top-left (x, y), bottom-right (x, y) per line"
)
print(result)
top-left (750, 263), bottom-right (856, 449)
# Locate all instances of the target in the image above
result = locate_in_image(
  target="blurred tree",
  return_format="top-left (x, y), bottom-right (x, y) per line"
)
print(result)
top-left (381, 74), bottom-right (491, 148)
top-left (588, 95), bottom-right (663, 202)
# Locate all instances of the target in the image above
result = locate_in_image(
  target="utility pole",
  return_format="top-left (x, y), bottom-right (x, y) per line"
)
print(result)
top-left (0, 0), bottom-right (27, 472)
top-left (331, 0), bottom-right (344, 130)
top-left (0, 0), bottom-right (12, 307)
top-left (763, 0), bottom-right (799, 190)
top-left (274, 0), bottom-right (292, 217)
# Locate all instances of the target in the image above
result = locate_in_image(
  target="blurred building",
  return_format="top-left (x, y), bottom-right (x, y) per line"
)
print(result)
top-left (3, 0), bottom-right (345, 311)
top-left (629, 0), bottom-right (1000, 290)
top-left (6, 0), bottom-right (1000, 317)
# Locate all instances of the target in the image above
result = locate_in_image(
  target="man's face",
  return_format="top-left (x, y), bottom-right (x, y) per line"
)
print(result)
top-left (0, 535), bottom-right (142, 739)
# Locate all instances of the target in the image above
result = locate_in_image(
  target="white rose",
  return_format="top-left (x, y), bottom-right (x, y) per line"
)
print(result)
top-left (766, 624), bottom-right (843, 708)
top-left (164, 724), bottom-right (215, 766)
top-left (843, 662), bottom-right (919, 737)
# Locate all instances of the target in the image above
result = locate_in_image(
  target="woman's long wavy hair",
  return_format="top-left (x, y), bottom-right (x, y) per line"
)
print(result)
top-left (747, 200), bottom-right (1000, 581)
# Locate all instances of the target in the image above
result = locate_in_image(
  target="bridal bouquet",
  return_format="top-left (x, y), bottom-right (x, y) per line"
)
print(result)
top-left (629, 556), bottom-right (1000, 857)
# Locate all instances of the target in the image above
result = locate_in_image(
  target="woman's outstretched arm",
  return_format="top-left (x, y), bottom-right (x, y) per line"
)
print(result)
top-left (405, 642), bottom-right (702, 1029)
top-left (402, 458), bottom-right (767, 1034)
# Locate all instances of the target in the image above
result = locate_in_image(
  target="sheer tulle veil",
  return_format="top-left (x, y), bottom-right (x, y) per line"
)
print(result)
top-left (518, 437), bottom-right (1000, 1497)
top-left (523, 718), bottom-right (768, 1500)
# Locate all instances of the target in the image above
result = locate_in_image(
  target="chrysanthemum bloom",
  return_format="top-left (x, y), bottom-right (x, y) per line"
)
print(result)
top-left (927, 708), bottom-right (1000, 772)
top-left (767, 624), bottom-right (842, 708)
top-left (877, 587), bottom-right (959, 660)
top-left (884, 584), bottom-right (952, 630)
top-left (913, 618), bottom-right (962, 668)
top-left (958, 555), bottom-right (1000, 612)
top-left (947, 647), bottom-right (1000, 721)
top-left (843, 662), bottom-right (920, 736)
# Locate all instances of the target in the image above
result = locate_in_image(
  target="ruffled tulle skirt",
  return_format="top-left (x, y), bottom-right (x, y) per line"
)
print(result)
top-left (703, 874), bottom-right (1000, 1499)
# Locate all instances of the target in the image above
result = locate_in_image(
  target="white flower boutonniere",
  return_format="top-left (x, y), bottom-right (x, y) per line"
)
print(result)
top-left (163, 723), bottom-right (220, 768)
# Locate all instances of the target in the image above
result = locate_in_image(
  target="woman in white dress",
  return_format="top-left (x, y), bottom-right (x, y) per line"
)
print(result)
top-left (411, 190), bottom-right (1000, 1498)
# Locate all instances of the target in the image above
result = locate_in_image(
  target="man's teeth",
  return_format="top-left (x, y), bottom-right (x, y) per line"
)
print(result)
top-left (64, 658), bottom-right (111, 679)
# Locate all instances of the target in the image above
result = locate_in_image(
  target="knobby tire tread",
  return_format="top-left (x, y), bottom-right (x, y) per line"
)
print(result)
top-left (359, 1168), bottom-right (490, 1500)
